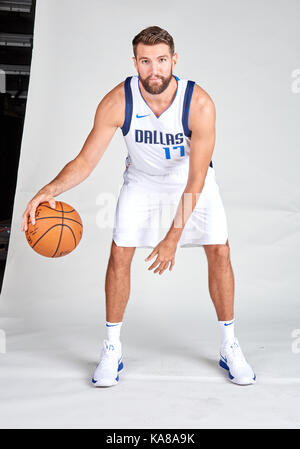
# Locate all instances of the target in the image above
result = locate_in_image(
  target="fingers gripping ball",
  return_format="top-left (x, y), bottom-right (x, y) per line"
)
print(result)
top-left (25, 201), bottom-right (83, 258)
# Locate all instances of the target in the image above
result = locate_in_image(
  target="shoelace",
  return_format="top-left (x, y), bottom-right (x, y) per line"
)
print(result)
top-left (226, 341), bottom-right (247, 366)
top-left (98, 342), bottom-right (119, 367)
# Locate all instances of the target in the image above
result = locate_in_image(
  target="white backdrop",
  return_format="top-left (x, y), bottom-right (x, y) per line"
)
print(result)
top-left (0, 0), bottom-right (300, 429)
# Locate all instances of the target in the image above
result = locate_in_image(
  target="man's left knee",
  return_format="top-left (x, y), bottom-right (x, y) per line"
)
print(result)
top-left (204, 239), bottom-right (231, 262)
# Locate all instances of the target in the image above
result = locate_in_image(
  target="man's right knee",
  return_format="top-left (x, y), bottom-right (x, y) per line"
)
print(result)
top-left (110, 240), bottom-right (135, 268)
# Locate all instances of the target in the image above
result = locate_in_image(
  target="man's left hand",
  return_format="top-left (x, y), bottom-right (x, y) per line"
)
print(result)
top-left (145, 237), bottom-right (178, 275)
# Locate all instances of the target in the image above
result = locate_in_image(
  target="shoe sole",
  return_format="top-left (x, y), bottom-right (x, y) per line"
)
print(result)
top-left (219, 359), bottom-right (256, 385)
top-left (92, 359), bottom-right (123, 387)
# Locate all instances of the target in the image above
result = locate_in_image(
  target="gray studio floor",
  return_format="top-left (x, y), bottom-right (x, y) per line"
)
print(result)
top-left (0, 310), bottom-right (300, 429)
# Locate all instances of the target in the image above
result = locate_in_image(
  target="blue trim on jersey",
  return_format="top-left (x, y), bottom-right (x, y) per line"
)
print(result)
top-left (182, 80), bottom-right (195, 138)
top-left (137, 75), bottom-right (179, 119)
top-left (121, 77), bottom-right (133, 136)
top-left (182, 80), bottom-right (213, 169)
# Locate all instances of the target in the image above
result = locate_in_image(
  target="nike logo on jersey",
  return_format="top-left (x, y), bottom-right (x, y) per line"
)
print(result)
top-left (136, 114), bottom-right (150, 118)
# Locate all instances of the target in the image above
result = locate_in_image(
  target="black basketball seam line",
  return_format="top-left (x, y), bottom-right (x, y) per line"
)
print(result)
top-left (63, 224), bottom-right (77, 249)
top-left (35, 217), bottom-right (82, 227)
top-left (39, 204), bottom-right (75, 213)
top-left (31, 224), bottom-right (64, 249)
top-left (52, 201), bottom-right (64, 257)
top-left (31, 224), bottom-right (78, 250)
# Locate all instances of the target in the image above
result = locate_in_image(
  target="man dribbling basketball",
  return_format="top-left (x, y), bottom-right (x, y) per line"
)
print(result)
top-left (22, 26), bottom-right (256, 386)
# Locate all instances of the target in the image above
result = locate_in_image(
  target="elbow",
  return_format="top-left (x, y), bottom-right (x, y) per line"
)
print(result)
top-left (73, 155), bottom-right (93, 177)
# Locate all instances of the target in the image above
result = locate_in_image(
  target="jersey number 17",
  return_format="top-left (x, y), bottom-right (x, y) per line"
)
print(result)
top-left (163, 145), bottom-right (185, 160)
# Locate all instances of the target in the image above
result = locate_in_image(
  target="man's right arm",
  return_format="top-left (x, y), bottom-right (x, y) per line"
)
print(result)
top-left (21, 82), bottom-right (125, 231)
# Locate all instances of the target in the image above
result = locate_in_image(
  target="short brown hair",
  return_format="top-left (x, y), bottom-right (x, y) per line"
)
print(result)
top-left (132, 26), bottom-right (175, 58)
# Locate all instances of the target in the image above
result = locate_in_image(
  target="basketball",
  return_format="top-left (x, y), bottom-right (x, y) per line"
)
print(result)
top-left (25, 201), bottom-right (83, 258)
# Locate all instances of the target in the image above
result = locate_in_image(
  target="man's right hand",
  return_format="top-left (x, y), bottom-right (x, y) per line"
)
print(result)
top-left (21, 187), bottom-right (56, 232)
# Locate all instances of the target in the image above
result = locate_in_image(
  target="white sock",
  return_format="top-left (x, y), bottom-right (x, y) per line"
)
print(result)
top-left (218, 319), bottom-right (235, 346)
top-left (105, 321), bottom-right (122, 346)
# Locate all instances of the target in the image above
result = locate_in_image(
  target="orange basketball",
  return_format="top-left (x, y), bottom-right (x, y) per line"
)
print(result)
top-left (25, 201), bottom-right (83, 258)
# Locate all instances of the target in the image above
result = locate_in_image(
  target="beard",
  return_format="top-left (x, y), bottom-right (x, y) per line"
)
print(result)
top-left (139, 71), bottom-right (173, 95)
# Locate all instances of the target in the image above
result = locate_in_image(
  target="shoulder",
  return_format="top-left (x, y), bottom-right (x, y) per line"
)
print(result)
top-left (95, 80), bottom-right (126, 128)
top-left (189, 83), bottom-right (216, 131)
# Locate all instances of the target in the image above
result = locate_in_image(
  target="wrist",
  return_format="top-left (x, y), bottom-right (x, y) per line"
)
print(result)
top-left (40, 184), bottom-right (56, 197)
top-left (165, 228), bottom-right (182, 244)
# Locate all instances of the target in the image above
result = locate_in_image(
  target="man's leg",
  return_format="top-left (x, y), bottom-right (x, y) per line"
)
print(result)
top-left (92, 240), bottom-right (135, 387)
top-left (105, 240), bottom-right (136, 322)
top-left (203, 239), bottom-right (256, 385)
top-left (203, 239), bottom-right (234, 321)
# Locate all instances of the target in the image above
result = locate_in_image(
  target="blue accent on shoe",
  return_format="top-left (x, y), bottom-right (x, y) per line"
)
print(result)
top-left (219, 359), bottom-right (256, 383)
top-left (219, 359), bottom-right (229, 371)
top-left (92, 357), bottom-right (123, 385)
top-left (220, 354), bottom-right (227, 363)
top-left (219, 359), bottom-right (235, 380)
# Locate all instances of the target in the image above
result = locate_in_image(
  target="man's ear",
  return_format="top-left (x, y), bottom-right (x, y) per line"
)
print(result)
top-left (132, 56), bottom-right (137, 70)
top-left (172, 52), bottom-right (178, 67)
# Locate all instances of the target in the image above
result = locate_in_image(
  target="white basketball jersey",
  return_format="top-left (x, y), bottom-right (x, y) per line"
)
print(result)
top-left (121, 74), bottom-right (213, 176)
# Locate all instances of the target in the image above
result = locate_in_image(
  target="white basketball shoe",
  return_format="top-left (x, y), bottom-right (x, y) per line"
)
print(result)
top-left (219, 338), bottom-right (256, 385)
top-left (92, 340), bottom-right (123, 387)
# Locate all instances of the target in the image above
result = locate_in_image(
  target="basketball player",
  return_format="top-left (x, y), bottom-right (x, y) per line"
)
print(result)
top-left (21, 26), bottom-right (256, 386)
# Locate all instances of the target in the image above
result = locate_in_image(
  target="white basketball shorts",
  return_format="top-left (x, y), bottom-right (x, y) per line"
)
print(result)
top-left (113, 163), bottom-right (228, 248)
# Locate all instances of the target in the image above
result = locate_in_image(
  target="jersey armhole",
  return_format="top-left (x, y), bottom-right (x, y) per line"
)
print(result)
top-left (182, 80), bottom-right (195, 138)
top-left (121, 76), bottom-right (133, 136)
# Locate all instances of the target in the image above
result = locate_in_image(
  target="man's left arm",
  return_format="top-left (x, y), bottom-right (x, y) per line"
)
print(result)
top-left (166, 90), bottom-right (216, 242)
top-left (145, 89), bottom-right (216, 274)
